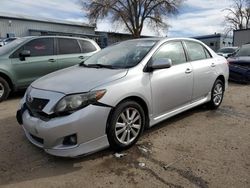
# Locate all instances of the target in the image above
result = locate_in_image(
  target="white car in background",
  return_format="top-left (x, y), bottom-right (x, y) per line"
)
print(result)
top-left (0, 37), bottom-right (18, 47)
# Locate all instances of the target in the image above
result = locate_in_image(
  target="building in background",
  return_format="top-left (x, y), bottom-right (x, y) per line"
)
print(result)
top-left (95, 31), bottom-right (133, 48)
top-left (193, 33), bottom-right (233, 51)
top-left (0, 13), bottom-right (155, 48)
top-left (0, 13), bottom-right (98, 40)
top-left (233, 29), bottom-right (250, 46)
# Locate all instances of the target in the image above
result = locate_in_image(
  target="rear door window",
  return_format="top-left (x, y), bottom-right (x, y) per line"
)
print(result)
top-left (185, 41), bottom-right (207, 61)
top-left (204, 47), bottom-right (212, 58)
top-left (78, 40), bottom-right (97, 53)
top-left (58, 38), bottom-right (81, 55)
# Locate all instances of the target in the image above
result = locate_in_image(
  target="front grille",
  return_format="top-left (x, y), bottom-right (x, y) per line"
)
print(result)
top-left (27, 106), bottom-right (55, 121)
top-left (26, 98), bottom-right (49, 111)
top-left (30, 134), bottom-right (44, 144)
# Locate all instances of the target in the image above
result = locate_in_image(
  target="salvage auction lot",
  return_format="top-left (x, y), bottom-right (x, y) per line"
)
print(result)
top-left (0, 83), bottom-right (249, 188)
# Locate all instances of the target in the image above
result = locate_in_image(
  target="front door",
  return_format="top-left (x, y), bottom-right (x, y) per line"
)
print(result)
top-left (11, 38), bottom-right (57, 88)
top-left (149, 41), bottom-right (193, 118)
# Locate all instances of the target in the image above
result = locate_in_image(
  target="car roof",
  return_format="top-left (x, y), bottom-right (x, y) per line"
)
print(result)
top-left (19, 35), bottom-right (95, 42)
top-left (123, 37), bottom-right (206, 43)
top-left (219, 47), bottom-right (238, 49)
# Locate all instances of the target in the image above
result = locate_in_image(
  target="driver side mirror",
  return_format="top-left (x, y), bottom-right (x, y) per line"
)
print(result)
top-left (145, 58), bottom-right (172, 72)
top-left (19, 50), bottom-right (31, 61)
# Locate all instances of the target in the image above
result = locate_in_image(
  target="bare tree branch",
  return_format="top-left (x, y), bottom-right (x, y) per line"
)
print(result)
top-left (224, 0), bottom-right (250, 34)
top-left (82, 0), bottom-right (183, 38)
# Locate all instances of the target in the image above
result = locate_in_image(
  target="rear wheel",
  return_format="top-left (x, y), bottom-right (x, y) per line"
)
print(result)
top-left (0, 77), bottom-right (10, 102)
top-left (107, 100), bottom-right (145, 151)
top-left (208, 79), bottom-right (224, 109)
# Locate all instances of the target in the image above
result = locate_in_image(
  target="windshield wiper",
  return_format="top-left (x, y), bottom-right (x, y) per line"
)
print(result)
top-left (80, 63), bottom-right (116, 69)
top-left (79, 61), bottom-right (86, 66)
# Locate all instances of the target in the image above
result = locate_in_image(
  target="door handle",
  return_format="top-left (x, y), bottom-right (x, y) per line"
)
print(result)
top-left (78, 56), bottom-right (85, 59)
top-left (185, 68), bottom-right (192, 74)
top-left (211, 63), bottom-right (216, 67)
top-left (48, 59), bottom-right (56, 63)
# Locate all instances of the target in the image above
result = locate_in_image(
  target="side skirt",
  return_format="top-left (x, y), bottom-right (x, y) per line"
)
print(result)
top-left (149, 93), bottom-right (211, 127)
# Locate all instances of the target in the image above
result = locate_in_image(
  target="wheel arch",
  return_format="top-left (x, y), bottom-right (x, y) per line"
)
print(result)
top-left (216, 75), bottom-right (225, 90)
top-left (106, 96), bottom-right (150, 134)
top-left (0, 72), bottom-right (14, 91)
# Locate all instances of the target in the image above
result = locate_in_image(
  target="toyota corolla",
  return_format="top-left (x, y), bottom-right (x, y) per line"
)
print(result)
top-left (16, 38), bottom-right (229, 157)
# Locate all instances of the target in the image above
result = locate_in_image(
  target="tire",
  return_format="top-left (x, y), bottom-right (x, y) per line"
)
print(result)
top-left (107, 100), bottom-right (145, 151)
top-left (208, 79), bottom-right (224, 110)
top-left (0, 77), bottom-right (10, 102)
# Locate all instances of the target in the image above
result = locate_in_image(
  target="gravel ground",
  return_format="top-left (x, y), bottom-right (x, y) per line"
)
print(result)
top-left (0, 83), bottom-right (249, 188)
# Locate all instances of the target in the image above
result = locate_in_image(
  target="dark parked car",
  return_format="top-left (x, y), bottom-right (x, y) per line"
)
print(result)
top-left (217, 47), bottom-right (239, 58)
top-left (228, 44), bottom-right (250, 83)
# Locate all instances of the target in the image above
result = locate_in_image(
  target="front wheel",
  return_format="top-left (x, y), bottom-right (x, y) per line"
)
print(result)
top-left (208, 79), bottom-right (224, 109)
top-left (107, 100), bottom-right (145, 151)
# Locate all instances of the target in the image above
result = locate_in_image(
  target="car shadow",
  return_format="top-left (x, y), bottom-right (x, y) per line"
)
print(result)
top-left (229, 80), bottom-right (249, 85)
top-left (144, 104), bottom-right (208, 135)
top-left (3, 90), bottom-right (26, 101)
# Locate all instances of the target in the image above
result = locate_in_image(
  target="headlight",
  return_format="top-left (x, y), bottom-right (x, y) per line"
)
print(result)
top-left (54, 90), bottom-right (106, 114)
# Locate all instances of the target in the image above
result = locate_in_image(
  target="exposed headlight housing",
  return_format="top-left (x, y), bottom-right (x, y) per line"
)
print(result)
top-left (54, 90), bottom-right (106, 115)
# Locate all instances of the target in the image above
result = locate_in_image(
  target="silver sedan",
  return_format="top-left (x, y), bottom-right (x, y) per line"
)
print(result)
top-left (16, 38), bottom-right (229, 157)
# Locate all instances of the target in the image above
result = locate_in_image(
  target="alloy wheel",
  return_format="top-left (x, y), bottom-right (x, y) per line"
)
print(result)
top-left (115, 107), bottom-right (142, 145)
top-left (213, 83), bottom-right (223, 106)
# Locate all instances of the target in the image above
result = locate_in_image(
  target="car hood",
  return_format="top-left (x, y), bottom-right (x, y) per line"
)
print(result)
top-left (31, 65), bottom-right (128, 94)
top-left (217, 53), bottom-right (229, 57)
top-left (228, 56), bottom-right (250, 63)
top-left (217, 52), bottom-right (230, 55)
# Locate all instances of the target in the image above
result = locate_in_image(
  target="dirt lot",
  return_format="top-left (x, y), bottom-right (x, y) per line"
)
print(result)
top-left (0, 83), bottom-right (249, 188)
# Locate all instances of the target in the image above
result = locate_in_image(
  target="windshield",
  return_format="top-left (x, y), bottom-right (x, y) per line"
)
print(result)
top-left (0, 37), bottom-right (27, 56)
top-left (82, 40), bottom-right (158, 68)
top-left (235, 44), bottom-right (250, 57)
top-left (217, 48), bottom-right (237, 53)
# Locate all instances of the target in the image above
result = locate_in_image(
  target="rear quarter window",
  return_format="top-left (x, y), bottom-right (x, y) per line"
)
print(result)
top-left (204, 47), bottom-right (212, 58)
top-left (78, 40), bottom-right (97, 53)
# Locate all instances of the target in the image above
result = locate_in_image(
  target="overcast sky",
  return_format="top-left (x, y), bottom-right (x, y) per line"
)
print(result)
top-left (0, 0), bottom-right (232, 37)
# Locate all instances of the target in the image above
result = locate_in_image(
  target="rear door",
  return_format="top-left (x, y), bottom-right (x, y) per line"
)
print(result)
top-left (183, 41), bottom-right (217, 101)
top-left (56, 38), bottom-right (88, 69)
top-left (11, 37), bottom-right (57, 88)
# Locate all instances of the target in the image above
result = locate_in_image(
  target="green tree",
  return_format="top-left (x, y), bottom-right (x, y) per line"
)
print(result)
top-left (82, 0), bottom-right (184, 38)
